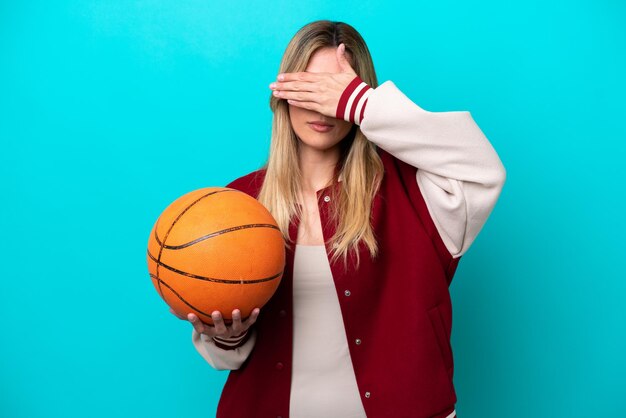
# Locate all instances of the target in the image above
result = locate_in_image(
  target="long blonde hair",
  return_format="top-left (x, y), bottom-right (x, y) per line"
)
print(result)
top-left (258, 20), bottom-right (384, 270)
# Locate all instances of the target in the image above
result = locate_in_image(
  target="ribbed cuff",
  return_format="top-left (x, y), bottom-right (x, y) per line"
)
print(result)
top-left (212, 329), bottom-right (252, 351)
top-left (335, 75), bottom-right (372, 125)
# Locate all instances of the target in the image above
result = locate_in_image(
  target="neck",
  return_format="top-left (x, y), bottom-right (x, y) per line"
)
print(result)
top-left (298, 143), bottom-right (340, 193)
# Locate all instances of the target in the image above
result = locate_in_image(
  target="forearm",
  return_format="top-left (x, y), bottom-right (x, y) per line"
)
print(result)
top-left (355, 78), bottom-right (505, 187)
top-left (337, 76), bottom-right (507, 258)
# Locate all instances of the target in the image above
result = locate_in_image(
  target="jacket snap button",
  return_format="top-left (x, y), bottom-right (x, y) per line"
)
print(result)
top-left (323, 195), bottom-right (330, 202)
top-left (364, 391), bottom-right (371, 398)
top-left (344, 290), bottom-right (351, 296)
top-left (275, 362), bottom-right (284, 370)
top-left (279, 309), bottom-right (287, 317)
top-left (355, 338), bottom-right (362, 345)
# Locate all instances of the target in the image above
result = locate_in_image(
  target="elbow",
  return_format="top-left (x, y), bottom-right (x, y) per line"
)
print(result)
top-left (486, 160), bottom-right (507, 205)
top-left (479, 158), bottom-right (506, 199)
top-left (484, 149), bottom-right (506, 191)
top-left (495, 160), bottom-right (507, 189)
top-left (485, 164), bottom-right (506, 205)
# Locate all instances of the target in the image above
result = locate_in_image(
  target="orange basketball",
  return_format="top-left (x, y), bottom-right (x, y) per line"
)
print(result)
top-left (146, 187), bottom-right (285, 325)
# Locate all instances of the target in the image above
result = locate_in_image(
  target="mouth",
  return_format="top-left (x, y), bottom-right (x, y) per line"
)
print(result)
top-left (307, 121), bottom-right (335, 133)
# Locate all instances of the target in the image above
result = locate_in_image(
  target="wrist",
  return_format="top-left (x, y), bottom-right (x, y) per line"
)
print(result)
top-left (336, 74), bottom-right (372, 125)
top-left (212, 328), bottom-right (251, 350)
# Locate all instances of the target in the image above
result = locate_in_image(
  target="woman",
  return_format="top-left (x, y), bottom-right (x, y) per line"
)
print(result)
top-left (174, 20), bottom-right (506, 418)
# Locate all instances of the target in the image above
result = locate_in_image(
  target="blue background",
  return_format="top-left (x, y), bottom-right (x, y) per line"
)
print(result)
top-left (1, 1), bottom-right (624, 417)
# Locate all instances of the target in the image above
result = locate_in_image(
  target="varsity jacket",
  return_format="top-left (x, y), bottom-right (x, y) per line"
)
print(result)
top-left (192, 79), bottom-right (507, 417)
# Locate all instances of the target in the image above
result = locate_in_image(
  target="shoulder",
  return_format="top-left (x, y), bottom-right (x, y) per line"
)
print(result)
top-left (225, 168), bottom-right (267, 199)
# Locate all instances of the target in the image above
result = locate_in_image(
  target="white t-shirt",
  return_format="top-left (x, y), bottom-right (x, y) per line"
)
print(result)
top-left (289, 244), bottom-right (367, 418)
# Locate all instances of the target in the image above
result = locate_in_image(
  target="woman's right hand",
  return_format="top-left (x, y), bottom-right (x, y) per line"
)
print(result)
top-left (170, 307), bottom-right (260, 339)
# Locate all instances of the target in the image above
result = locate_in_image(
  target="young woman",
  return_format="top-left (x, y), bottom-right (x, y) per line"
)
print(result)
top-left (173, 20), bottom-right (506, 418)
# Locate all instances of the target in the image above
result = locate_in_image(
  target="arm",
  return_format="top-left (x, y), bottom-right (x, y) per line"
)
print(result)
top-left (191, 327), bottom-right (257, 371)
top-left (270, 50), bottom-right (506, 259)
top-left (342, 76), bottom-right (507, 258)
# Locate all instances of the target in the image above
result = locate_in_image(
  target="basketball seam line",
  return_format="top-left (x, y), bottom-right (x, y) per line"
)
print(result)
top-left (148, 250), bottom-right (283, 284)
top-left (154, 223), bottom-right (280, 250)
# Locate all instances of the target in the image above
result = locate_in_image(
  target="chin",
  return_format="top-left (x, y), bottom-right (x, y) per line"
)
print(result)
top-left (298, 136), bottom-right (345, 151)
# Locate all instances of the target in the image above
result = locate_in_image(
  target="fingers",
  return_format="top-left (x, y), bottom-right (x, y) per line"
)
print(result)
top-left (211, 310), bottom-right (228, 336)
top-left (277, 72), bottom-right (321, 82)
top-left (269, 71), bottom-right (348, 117)
top-left (244, 308), bottom-right (261, 328)
top-left (269, 80), bottom-right (321, 111)
top-left (185, 309), bottom-right (261, 339)
top-left (224, 308), bottom-right (261, 337)
top-left (231, 309), bottom-right (244, 335)
top-left (272, 89), bottom-right (319, 103)
top-left (188, 313), bottom-right (210, 335)
top-left (270, 80), bottom-right (318, 93)
top-left (285, 100), bottom-right (320, 112)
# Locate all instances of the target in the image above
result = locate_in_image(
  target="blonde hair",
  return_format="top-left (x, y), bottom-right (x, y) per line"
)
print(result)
top-left (257, 20), bottom-right (384, 270)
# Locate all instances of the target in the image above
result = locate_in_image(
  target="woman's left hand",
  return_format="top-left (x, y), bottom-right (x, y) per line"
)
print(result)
top-left (269, 43), bottom-right (357, 119)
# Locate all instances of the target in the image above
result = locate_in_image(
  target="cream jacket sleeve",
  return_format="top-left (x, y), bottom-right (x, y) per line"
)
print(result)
top-left (359, 80), bottom-right (507, 258)
top-left (191, 328), bottom-right (257, 371)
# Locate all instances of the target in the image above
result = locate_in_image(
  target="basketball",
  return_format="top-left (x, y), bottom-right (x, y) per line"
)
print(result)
top-left (147, 187), bottom-right (285, 325)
